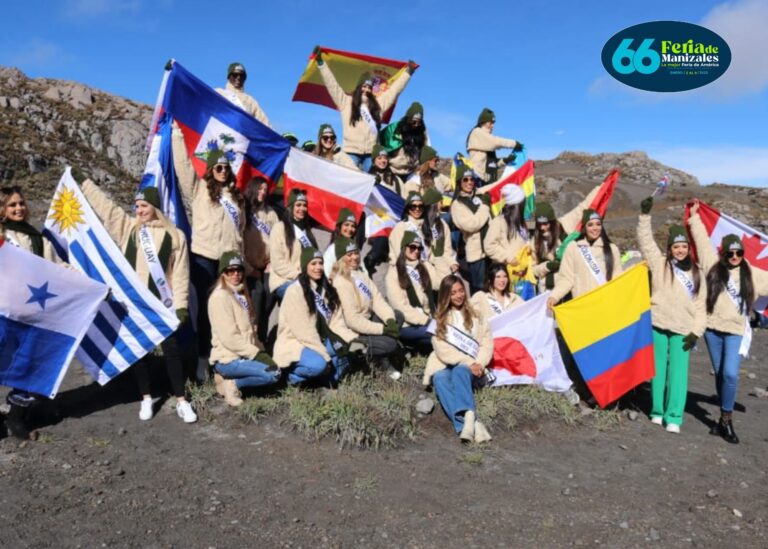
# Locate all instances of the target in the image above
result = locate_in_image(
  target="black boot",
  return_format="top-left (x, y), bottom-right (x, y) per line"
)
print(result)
top-left (6, 404), bottom-right (30, 440)
top-left (720, 414), bottom-right (739, 444)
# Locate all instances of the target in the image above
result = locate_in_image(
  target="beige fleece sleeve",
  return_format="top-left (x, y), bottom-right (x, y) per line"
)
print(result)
top-left (208, 291), bottom-right (261, 359)
top-left (559, 185), bottom-right (601, 234)
top-left (388, 222), bottom-right (406, 265)
top-left (637, 214), bottom-right (663, 269)
top-left (752, 266), bottom-right (768, 297)
top-left (269, 224), bottom-right (301, 281)
top-left (692, 283), bottom-right (707, 337)
top-left (370, 280), bottom-right (396, 324)
top-left (317, 61), bottom-right (349, 111)
top-left (688, 214), bottom-right (718, 272)
top-left (336, 276), bottom-right (385, 335)
top-left (467, 127), bottom-right (517, 152)
top-left (550, 242), bottom-right (577, 303)
top-left (484, 217), bottom-right (512, 264)
top-left (81, 179), bottom-right (134, 246)
top-left (171, 126), bottom-right (198, 203)
top-left (385, 268), bottom-right (430, 326)
top-left (433, 334), bottom-right (475, 367)
top-left (376, 71), bottom-right (411, 112)
top-left (282, 283), bottom-right (331, 361)
top-left (451, 201), bottom-right (490, 233)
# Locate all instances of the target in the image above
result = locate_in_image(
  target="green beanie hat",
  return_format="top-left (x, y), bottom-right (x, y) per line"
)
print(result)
top-left (334, 236), bottom-right (359, 259)
top-left (400, 231), bottom-right (424, 250)
top-left (455, 165), bottom-right (476, 184)
top-left (317, 123), bottom-right (336, 142)
top-left (720, 234), bottom-right (743, 254)
top-left (206, 149), bottom-right (231, 170)
top-left (287, 188), bottom-right (309, 209)
top-left (422, 187), bottom-right (442, 206)
top-left (405, 191), bottom-right (423, 205)
top-left (581, 208), bottom-right (602, 227)
top-left (135, 187), bottom-right (161, 210)
top-left (301, 246), bottom-right (323, 272)
top-left (419, 145), bottom-right (438, 165)
top-left (534, 201), bottom-right (556, 223)
top-left (218, 250), bottom-right (245, 275)
top-left (227, 62), bottom-right (246, 77)
top-left (372, 144), bottom-right (388, 158)
top-left (282, 132), bottom-right (299, 146)
top-left (336, 207), bottom-right (357, 227)
top-left (667, 225), bottom-right (689, 248)
top-left (405, 102), bottom-right (424, 121)
top-left (301, 139), bottom-right (316, 152)
top-left (477, 108), bottom-right (495, 126)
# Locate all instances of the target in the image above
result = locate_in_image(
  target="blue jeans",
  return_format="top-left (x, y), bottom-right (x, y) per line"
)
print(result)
top-left (288, 339), bottom-right (349, 386)
top-left (214, 358), bottom-right (280, 390)
top-left (399, 323), bottom-right (433, 351)
top-left (274, 280), bottom-right (293, 301)
top-left (432, 365), bottom-right (476, 433)
top-left (348, 153), bottom-right (372, 172)
top-left (703, 329), bottom-right (743, 412)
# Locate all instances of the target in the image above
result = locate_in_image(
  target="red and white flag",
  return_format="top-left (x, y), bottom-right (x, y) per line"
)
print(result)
top-left (488, 292), bottom-right (572, 392)
top-left (282, 148), bottom-right (376, 231)
top-left (685, 200), bottom-right (768, 315)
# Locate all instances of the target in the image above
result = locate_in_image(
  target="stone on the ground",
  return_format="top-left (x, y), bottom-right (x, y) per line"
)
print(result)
top-left (416, 398), bottom-right (435, 415)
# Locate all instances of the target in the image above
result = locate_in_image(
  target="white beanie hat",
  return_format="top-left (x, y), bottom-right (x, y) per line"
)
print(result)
top-left (501, 184), bottom-right (525, 206)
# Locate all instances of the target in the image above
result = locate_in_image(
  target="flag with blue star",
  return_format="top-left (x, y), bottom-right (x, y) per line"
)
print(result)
top-left (0, 239), bottom-right (107, 398)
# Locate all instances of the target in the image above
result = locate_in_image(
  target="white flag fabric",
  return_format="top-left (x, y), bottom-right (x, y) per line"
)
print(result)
top-left (0, 241), bottom-right (107, 397)
top-left (43, 169), bottom-right (180, 385)
top-left (488, 292), bottom-right (572, 392)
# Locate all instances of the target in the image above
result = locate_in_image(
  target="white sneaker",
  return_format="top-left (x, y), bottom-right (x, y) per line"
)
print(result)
top-left (651, 416), bottom-right (663, 426)
top-left (564, 389), bottom-right (581, 406)
top-left (665, 423), bottom-right (680, 434)
top-left (474, 421), bottom-right (492, 443)
top-left (139, 398), bottom-right (155, 421)
top-left (459, 410), bottom-right (476, 442)
top-left (387, 368), bottom-right (402, 381)
top-left (176, 401), bottom-right (198, 424)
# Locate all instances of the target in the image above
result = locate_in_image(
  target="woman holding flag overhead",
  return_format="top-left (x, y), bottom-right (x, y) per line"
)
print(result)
top-left (269, 188), bottom-right (319, 300)
top-left (273, 247), bottom-right (356, 386)
top-left (314, 47), bottom-right (416, 171)
top-left (80, 180), bottom-right (197, 424)
top-left (471, 263), bottom-right (523, 320)
top-left (688, 200), bottom-right (768, 444)
top-left (450, 166), bottom-right (491, 293)
top-left (638, 197), bottom-right (706, 434)
top-left (424, 274), bottom-right (494, 443)
top-left (466, 108), bottom-right (523, 183)
top-left (173, 132), bottom-right (245, 371)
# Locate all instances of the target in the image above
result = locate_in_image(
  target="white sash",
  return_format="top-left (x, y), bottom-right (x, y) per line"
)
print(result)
top-left (486, 295), bottom-right (504, 316)
top-left (672, 265), bottom-right (696, 299)
top-left (312, 289), bottom-right (332, 322)
top-left (725, 277), bottom-right (752, 357)
top-left (219, 193), bottom-right (241, 230)
top-left (431, 225), bottom-right (440, 242)
top-left (232, 291), bottom-right (250, 312)
top-left (407, 221), bottom-right (428, 260)
top-left (138, 225), bottom-right (174, 309)
top-left (251, 214), bottom-right (271, 237)
top-left (223, 89), bottom-right (246, 110)
top-left (293, 224), bottom-right (313, 249)
top-left (353, 275), bottom-right (373, 302)
top-left (444, 324), bottom-right (480, 359)
top-left (406, 265), bottom-right (422, 286)
top-left (5, 233), bottom-right (21, 248)
top-left (577, 245), bottom-right (607, 285)
top-left (359, 104), bottom-right (378, 136)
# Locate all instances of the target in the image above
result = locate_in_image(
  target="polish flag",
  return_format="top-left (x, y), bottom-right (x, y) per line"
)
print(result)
top-left (488, 292), bottom-right (572, 392)
top-left (685, 200), bottom-right (768, 315)
top-left (283, 148), bottom-right (376, 231)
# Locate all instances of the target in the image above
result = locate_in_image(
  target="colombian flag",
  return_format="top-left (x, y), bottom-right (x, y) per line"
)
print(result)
top-left (553, 263), bottom-right (654, 408)
top-left (292, 46), bottom-right (414, 123)
top-left (478, 160), bottom-right (536, 220)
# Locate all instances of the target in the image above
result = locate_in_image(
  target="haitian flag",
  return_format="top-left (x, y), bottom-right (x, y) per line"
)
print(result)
top-left (684, 200), bottom-right (768, 315)
top-left (157, 61), bottom-right (291, 191)
top-left (554, 263), bottom-right (654, 408)
top-left (488, 292), bottom-right (572, 392)
top-left (283, 148), bottom-right (376, 231)
top-left (478, 159), bottom-right (536, 220)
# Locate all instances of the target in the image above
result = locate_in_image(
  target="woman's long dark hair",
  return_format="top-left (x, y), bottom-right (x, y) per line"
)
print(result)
top-left (502, 202), bottom-right (527, 240)
top-left (483, 263), bottom-right (510, 296)
top-left (397, 118), bottom-right (426, 160)
top-left (577, 224), bottom-right (615, 281)
top-left (280, 205), bottom-right (317, 258)
top-left (244, 177), bottom-right (268, 229)
top-left (350, 86), bottom-right (381, 127)
top-left (534, 220), bottom-right (564, 263)
top-left (395, 249), bottom-right (432, 296)
top-left (401, 204), bottom-right (436, 249)
top-left (299, 271), bottom-right (340, 316)
top-left (706, 257), bottom-right (754, 315)
top-left (204, 165), bottom-right (241, 206)
top-left (424, 203), bottom-right (443, 247)
top-left (665, 251), bottom-right (701, 297)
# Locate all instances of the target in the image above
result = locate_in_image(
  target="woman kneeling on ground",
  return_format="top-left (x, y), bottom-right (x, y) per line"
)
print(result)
top-left (424, 275), bottom-right (494, 443)
top-left (208, 251), bottom-right (281, 407)
top-left (273, 247), bottom-right (356, 386)
top-left (331, 237), bottom-right (404, 380)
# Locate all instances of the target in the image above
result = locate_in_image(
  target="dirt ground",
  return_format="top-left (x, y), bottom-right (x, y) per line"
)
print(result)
top-left (1, 325), bottom-right (767, 548)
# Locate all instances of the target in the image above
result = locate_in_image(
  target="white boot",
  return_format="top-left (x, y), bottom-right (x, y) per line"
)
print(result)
top-left (474, 421), bottom-right (492, 443)
top-left (459, 410), bottom-right (475, 442)
top-left (139, 398), bottom-right (155, 421)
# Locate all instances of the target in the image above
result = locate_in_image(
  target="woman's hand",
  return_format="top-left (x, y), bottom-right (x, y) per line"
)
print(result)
top-left (507, 259), bottom-right (519, 267)
top-left (450, 263), bottom-right (460, 273)
top-left (469, 363), bottom-right (484, 377)
top-left (689, 199), bottom-right (700, 216)
top-left (547, 297), bottom-right (557, 311)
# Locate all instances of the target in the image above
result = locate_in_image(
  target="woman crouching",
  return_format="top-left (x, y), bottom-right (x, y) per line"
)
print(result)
top-left (424, 275), bottom-right (494, 443)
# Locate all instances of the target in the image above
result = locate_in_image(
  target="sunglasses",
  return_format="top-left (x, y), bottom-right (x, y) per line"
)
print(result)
top-left (461, 177), bottom-right (475, 182)
top-left (321, 135), bottom-right (336, 141)
top-left (727, 250), bottom-right (744, 258)
top-left (408, 204), bottom-right (424, 210)
top-left (224, 267), bottom-right (244, 274)
top-left (406, 244), bottom-right (423, 252)
top-left (229, 73), bottom-right (245, 80)
top-left (213, 164), bottom-right (230, 174)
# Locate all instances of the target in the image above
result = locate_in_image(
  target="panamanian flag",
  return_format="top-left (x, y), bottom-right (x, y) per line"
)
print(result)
top-left (152, 60), bottom-right (291, 191)
top-left (0, 240), bottom-right (107, 397)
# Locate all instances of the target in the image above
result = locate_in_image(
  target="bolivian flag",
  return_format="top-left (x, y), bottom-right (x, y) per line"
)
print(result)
top-left (554, 263), bottom-right (655, 408)
top-left (292, 46), bottom-right (413, 123)
top-left (478, 160), bottom-right (536, 220)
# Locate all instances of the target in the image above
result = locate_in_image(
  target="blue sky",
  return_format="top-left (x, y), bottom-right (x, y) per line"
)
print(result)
top-left (2, 0), bottom-right (767, 186)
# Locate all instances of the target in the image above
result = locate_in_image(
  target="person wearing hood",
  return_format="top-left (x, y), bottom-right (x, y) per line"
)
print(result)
top-left (466, 108), bottom-right (522, 183)
top-left (80, 179), bottom-right (196, 424)
top-left (313, 124), bottom-right (358, 170)
top-left (315, 47), bottom-right (416, 171)
top-left (215, 62), bottom-right (271, 127)
top-left (379, 101), bottom-right (430, 178)
top-left (450, 166), bottom-right (491, 293)
top-left (688, 199), bottom-right (768, 444)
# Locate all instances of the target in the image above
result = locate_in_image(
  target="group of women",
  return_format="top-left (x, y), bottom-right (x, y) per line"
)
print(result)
top-left (1, 57), bottom-right (766, 444)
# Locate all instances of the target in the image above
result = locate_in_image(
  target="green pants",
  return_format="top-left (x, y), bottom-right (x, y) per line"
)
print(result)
top-left (651, 328), bottom-right (690, 426)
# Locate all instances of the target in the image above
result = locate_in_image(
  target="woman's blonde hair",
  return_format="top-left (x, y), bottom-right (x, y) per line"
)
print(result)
top-left (435, 274), bottom-right (476, 339)
top-left (330, 256), bottom-right (363, 310)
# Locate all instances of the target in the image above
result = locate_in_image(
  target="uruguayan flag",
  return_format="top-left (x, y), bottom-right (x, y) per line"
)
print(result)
top-left (43, 169), bottom-right (180, 385)
top-left (139, 113), bottom-right (191, 242)
top-left (0, 241), bottom-right (107, 397)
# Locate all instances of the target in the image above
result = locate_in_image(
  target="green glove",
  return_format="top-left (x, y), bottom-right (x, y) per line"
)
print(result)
top-left (164, 59), bottom-right (173, 71)
top-left (70, 168), bottom-right (88, 185)
top-left (546, 260), bottom-right (560, 273)
top-left (513, 141), bottom-right (524, 152)
top-left (503, 153), bottom-right (517, 164)
top-left (682, 333), bottom-right (698, 351)
top-left (255, 351), bottom-right (278, 370)
top-left (480, 193), bottom-right (491, 206)
top-left (641, 196), bottom-right (654, 214)
top-left (313, 46), bottom-right (323, 65)
top-left (175, 307), bottom-right (189, 325)
top-left (407, 60), bottom-right (417, 75)
top-left (383, 319), bottom-right (400, 339)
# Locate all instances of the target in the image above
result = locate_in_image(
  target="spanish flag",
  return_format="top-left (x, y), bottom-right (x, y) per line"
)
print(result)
top-left (292, 46), bottom-right (413, 123)
top-left (478, 160), bottom-right (536, 220)
top-left (554, 263), bottom-right (655, 409)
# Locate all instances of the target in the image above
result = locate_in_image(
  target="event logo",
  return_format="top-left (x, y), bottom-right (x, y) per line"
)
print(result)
top-left (601, 21), bottom-right (731, 92)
